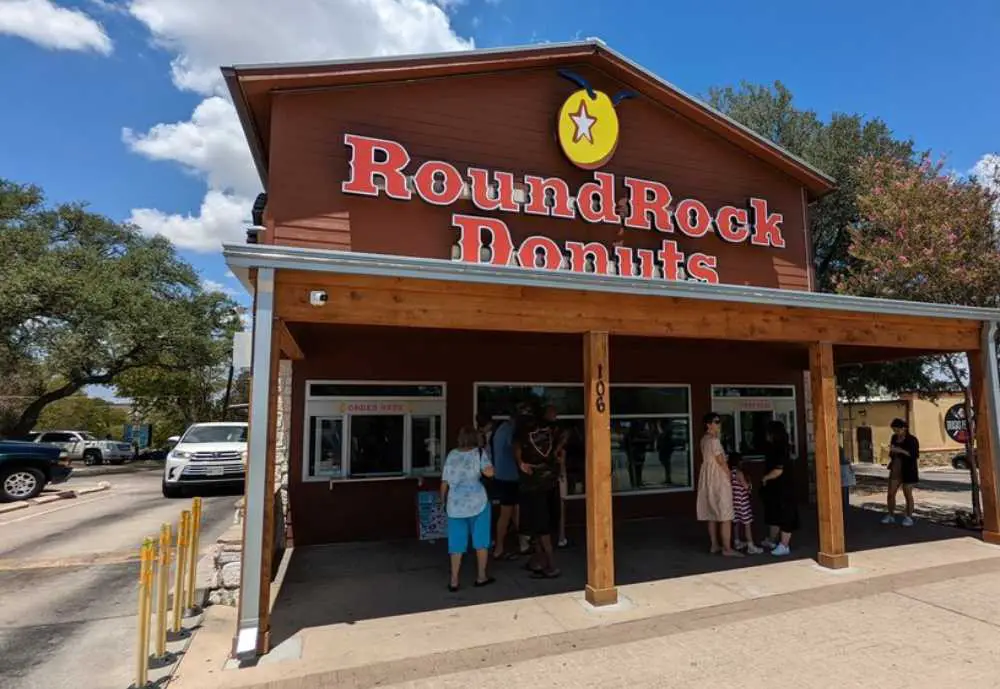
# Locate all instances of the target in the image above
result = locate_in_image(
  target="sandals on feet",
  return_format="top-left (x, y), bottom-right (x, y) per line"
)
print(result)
top-left (474, 576), bottom-right (496, 587)
top-left (448, 583), bottom-right (459, 592)
top-left (530, 568), bottom-right (561, 579)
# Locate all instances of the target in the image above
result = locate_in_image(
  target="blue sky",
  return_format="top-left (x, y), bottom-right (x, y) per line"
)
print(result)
top-left (0, 0), bottom-right (997, 398)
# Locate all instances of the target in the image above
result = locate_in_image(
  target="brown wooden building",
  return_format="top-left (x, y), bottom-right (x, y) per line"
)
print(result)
top-left (224, 40), bottom-right (1000, 657)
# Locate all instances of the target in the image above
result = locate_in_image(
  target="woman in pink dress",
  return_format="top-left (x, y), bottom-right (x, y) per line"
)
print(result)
top-left (696, 412), bottom-right (741, 557)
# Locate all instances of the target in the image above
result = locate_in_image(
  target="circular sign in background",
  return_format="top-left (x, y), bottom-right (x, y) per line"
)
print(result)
top-left (944, 403), bottom-right (973, 443)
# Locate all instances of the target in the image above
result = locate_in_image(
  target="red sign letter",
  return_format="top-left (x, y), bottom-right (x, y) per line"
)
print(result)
top-left (341, 133), bottom-right (411, 200)
top-left (658, 240), bottom-right (686, 281)
top-left (748, 198), bottom-right (785, 248)
top-left (524, 176), bottom-right (576, 219)
top-left (623, 177), bottom-right (672, 232)
top-left (517, 236), bottom-right (564, 270)
top-left (715, 206), bottom-right (750, 243)
top-left (467, 168), bottom-right (520, 213)
top-left (451, 214), bottom-right (514, 266)
top-left (413, 160), bottom-right (463, 206)
top-left (566, 241), bottom-right (613, 275)
top-left (674, 199), bottom-right (713, 238)
top-left (686, 253), bottom-right (720, 283)
top-left (577, 172), bottom-right (621, 224)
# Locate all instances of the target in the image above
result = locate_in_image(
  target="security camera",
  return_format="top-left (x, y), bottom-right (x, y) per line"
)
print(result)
top-left (309, 290), bottom-right (328, 306)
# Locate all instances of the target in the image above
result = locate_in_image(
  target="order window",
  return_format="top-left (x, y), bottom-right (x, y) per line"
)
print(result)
top-left (303, 382), bottom-right (445, 481)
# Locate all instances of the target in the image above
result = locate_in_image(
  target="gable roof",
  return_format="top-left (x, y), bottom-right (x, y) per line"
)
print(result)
top-left (222, 39), bottom-right (837, 199)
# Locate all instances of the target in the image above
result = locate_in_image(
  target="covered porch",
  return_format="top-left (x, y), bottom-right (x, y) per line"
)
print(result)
top-left (227, 244), bottom-right (1000, 658)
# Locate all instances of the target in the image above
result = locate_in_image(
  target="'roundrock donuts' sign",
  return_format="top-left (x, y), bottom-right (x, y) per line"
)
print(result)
top-left (340, 133), bottom-right (786, 285)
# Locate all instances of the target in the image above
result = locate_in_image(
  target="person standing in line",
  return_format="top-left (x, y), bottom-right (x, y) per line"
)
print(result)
top-left (440, 426), bottom-right (496, 592)
top-left (515, 405), bottom-right (562, 578)
top-left (883, 418), bottom-right (920, 526)
top-left (696, 412), bottom-right (741, 557)
top-left (761, 420), bottom-right (798, 556)
top-left (728, 452), bottom-right (762, 554)
top-left (489, 407), bottom-right (527, 559)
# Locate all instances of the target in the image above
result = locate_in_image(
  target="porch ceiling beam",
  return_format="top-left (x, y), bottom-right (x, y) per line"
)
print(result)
top-left (273, 273), bottom-right (981, 352)
top-left (276, 319), bottom-right (305, 360)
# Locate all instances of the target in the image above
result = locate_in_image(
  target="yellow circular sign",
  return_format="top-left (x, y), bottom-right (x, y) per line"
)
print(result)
top-left (557, 89), bottom-right (620, 170)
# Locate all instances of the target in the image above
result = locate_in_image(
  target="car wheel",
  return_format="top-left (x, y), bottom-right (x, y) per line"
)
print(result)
top-left (1, 467), bottom-right (46, 502)
top-left (162, 481), bottom-right (183, 499)
top-left (953, 456), bottom-right (969, 470)
top-left (83, 450), bottom-right (102, 466)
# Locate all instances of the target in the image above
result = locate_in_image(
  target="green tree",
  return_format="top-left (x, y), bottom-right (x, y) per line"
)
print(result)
top-left (0, 180), bottom-right (241, 437)
top-left (36, 393), bottom-right (129, 438)
top-left (839, 155), bottom-right (1000, 521)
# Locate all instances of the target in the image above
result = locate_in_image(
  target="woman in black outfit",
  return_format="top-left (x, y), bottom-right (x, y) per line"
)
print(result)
top-left (760, 420), bottom-right (798, 557)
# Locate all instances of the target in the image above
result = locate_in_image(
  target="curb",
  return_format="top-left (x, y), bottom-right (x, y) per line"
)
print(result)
top-left (0, 481), bottom-right (112, 513)
top-left (70, 463), bottom-right (162, 478)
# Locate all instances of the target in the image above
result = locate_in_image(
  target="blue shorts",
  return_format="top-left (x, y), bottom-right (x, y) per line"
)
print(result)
top-left (448, 505), bottom-right (491, 554)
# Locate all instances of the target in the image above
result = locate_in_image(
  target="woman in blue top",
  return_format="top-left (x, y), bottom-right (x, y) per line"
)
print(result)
top-left (441, 426), bottom-right (496, 592)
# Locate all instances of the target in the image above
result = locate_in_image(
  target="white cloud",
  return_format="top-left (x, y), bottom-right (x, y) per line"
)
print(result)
top-left (201, 278), bottom-right (241, 299)
top-left (0, 0), bottom-right (112, 54)
top-left (971, 153), bottom-right (1000, 221)
top-left (123, 96), bottom-right (258, 197)
top-left (123, 0), bottom-right (473, 253)
top-left (128, 189), bottom-right (249, 252)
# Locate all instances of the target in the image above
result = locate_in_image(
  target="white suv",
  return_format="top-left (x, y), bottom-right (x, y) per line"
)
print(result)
top-left (162, 422), bottom-right (247, 498)
top-left (35, 430), bottom-right (134, 465)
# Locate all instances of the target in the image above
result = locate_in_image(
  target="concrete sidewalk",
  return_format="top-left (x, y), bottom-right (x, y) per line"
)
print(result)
top-left (171, 537), bottom-right (1000, 689)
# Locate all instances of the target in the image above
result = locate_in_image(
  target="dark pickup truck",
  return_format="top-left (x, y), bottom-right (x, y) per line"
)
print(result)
top-left (0, 440), bottom-right (72, 502)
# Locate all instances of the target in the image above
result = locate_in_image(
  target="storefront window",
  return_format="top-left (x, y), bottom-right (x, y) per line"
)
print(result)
top-left (476, 383), bottom-right (692, 494)
top-left (303, 382), bottom-right (446, 481)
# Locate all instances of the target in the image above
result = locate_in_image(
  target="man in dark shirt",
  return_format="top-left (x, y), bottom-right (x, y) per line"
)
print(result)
top-left (514, 406), bottom-right (562, 578)
top-left (883, 418), bottom-right (920, 526)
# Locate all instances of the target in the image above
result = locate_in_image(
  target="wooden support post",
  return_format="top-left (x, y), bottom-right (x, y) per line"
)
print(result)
top-left (256, 323), bottom-right (281, 654)
top-left (584, 331), bottom-right (617, 606)
top-left (969, 341), bottom-right (1000, 544)
top-left (810, 342), bottom-right (849, 569)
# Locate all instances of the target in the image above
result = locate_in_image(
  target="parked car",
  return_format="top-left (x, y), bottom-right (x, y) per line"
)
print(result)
top-left (34, 430), bottom-right (134, 465)
top-left (0, 440), bottom-right (72, 501)
top-left (953, 451), bottom-right (973, 470)
top-left (162, 422), bottom-right (247, 498)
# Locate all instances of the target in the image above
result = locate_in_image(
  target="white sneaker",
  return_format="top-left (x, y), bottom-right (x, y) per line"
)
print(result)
top-left (901, 516), bottom-right (914, 527)
top-left (771, 543), bottom-right (790, 556)
top-left (734, 539), bottom-right (746, 551)
top-left (881, 514), bottom-right (896, 525)
top-left (746, 543), bottom-right (764, 555)
top-left (761, 539), bottom-right (776, 549)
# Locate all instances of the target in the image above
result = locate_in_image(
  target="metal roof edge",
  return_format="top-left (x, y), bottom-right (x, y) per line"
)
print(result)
top-left (222, 244), bottom-right (1000, 323)
top-left (222, 39), bottom-right (602, 74)
top-left (222, 67), bottom-right (268, 187)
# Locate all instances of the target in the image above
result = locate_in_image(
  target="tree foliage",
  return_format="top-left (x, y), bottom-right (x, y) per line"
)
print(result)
top-left (0, 180), bottom-right (241, 436)
top-left (35, 393), bottom-right (130, 438)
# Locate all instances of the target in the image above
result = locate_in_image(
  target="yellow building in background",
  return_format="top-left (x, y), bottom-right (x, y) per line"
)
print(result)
top-left (838, 392), bottom-right (966, 464)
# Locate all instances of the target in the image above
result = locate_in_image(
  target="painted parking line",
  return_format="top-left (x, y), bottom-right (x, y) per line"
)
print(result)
top-left (0, 491), bottom-right (116, 526)
top-left (0, 549), bottom-right (141, 571)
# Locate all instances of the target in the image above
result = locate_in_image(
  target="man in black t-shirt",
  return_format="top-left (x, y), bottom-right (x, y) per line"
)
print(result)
top-left (514, 408), bottom-right (562, 578)
top-left (883, 418), bottom-right (920, 527)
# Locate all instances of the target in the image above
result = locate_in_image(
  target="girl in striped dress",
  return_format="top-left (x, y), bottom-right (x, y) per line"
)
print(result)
top-left (728, 453), bottom-right (762, 554)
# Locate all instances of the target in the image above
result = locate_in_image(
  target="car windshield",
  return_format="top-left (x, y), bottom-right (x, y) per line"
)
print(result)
top-left (181, 425), bottom-right (247, 443)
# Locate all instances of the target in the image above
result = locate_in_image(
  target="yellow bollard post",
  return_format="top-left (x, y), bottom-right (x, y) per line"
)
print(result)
top-left (133, 538), bottom-right (154, 689)
top-left (186, 497), bottom-right (203, 611)
top-left (171, 510), bottom-right (190, 633)
top-left (153, 523), bottom-right (171, 660)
